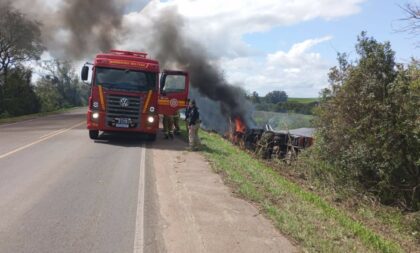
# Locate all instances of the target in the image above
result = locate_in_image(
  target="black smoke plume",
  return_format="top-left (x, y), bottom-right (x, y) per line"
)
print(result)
top-left (148, 8), bottom-right (255, 131)
top-left (2, 0), bottom-right (125, 60)
top-left (60, 0), bottom-right (124, 59)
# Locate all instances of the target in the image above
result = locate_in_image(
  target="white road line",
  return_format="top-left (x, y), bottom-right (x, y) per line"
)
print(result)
top-left (134, 144), bottom-right (146, 253)
top-left (0, 121), bottom-right (84, 159)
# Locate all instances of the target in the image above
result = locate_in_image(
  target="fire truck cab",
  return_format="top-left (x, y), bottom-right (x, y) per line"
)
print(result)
top-left (81, 50), bottom-right (189, 140)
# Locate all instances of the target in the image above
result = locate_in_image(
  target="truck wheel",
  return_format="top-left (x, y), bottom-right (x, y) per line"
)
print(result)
top-left (147, 134), bottom-right (157, 141)
top-left (89, 130), bottom-right (99, 140)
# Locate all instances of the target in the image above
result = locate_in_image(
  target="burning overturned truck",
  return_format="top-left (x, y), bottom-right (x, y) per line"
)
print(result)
top-left (227, 116), bottom-right (314, 163)
top-left (189, 88), bottom-right (314, 162)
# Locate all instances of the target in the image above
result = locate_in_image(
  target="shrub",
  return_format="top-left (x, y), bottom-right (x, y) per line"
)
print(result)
top-left (316, 32), bottom-right (420, 210)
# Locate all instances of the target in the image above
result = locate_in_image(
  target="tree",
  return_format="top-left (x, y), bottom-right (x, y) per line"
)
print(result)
top-left (250, 91), bottom-right (260, 104)
top-left (265, 90), bottom-right (288, 104)
top-left (0, 4), bottom-right (44, 83)
top-left (36, 59), bottom-right (89, 111)
top-left (398, 4), bottom-right (420, 38)
top-left (316, 32), bottom-right (420, 210)
top-left (0, 4), bottom-right (43, 115)
top-left (2, 68), bottom-right (40, 116)
top-left (35, 78), bottom-right (62, 112)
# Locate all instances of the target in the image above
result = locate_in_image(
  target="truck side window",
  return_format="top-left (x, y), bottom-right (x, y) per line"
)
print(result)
top-left (163, 75), bottom-right (186, 93)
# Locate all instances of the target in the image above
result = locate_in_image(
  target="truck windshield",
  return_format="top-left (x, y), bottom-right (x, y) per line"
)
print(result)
top-left (95, 67), bottom-right (156, 92)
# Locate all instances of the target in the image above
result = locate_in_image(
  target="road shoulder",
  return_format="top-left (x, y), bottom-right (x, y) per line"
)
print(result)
top-left (151, 137), bottom-right (297, 253)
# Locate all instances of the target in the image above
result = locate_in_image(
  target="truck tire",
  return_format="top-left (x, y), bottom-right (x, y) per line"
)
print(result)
top-left (147, 134), bottom-right (157, 141)
top-left (89, 130), bottom-right (99, 140)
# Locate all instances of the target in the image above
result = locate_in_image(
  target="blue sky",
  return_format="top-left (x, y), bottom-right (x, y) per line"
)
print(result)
top-left (243, 0), bottom-right (418, 64)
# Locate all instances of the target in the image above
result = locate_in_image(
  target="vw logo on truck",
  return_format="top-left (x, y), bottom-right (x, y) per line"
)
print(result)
top-left (119, 97), bottom-right (129, 107)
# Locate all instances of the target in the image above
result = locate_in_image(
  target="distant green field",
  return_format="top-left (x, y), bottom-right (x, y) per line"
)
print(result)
top-left (253, 111), bottom-right (314, 130)
top-left (287, 97), bottom-right (319, 103)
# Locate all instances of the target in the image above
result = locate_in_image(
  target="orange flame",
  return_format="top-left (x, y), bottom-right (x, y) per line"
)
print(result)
top-left (235, 117), bottom-right (246, 134)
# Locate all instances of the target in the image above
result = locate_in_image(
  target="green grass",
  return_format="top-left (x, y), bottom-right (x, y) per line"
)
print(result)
top-left (0, 107), bottom-right (84, 125)
top-left (198, 131), bottom-right (404, 253)
top-left (253, 111), bottom-right (314, 130)
top-left (284, 150), bottom-right (419, 252)
top-left (288, 97), bottom-right (319, 103)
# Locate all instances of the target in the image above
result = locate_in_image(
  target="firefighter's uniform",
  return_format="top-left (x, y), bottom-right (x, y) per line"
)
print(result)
top-left (173, 111), bottom-right (180, 135)
top-left (163, 115), bottom-right (174, 139)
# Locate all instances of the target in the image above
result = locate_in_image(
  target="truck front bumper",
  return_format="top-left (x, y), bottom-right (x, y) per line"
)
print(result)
top-left (86, 110), bottom-right (158, 134)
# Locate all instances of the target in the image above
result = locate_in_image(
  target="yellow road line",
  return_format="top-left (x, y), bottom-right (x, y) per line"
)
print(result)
top-left (38, 129), bottom-right (65, 139)
top-left (142, 90), bottom-right (153, 113)
top-left (0, 121), bottom-right (84, 160)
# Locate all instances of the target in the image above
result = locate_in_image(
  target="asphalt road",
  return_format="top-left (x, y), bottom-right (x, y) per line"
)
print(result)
top-left (0, 108), bottom-right (160, 253)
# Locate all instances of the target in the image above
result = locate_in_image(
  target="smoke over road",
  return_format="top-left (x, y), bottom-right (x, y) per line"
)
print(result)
top-left (3, 0), bottom-right (254, 132)
top-left (1, 0), bottom-right (125, 60)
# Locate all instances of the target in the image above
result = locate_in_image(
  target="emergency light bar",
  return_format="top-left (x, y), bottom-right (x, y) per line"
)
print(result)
top-left (110, 49), bottom-right (148, 58)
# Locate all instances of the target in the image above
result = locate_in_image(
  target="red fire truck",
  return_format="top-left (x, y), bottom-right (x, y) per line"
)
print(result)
top-left (81, 50), bottom-right (189, 140)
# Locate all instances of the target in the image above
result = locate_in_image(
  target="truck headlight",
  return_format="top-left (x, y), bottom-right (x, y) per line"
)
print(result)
top-left (92, 112), bottom-right (99, 119)
top-left (149, 106), bottom-right (155, 113)
top-left (93, 101), bottom-right (99, 109)
top-left (147, 116), bottom-right (154, 123)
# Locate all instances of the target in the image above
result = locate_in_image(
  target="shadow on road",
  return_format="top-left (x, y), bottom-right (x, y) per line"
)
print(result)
top-left (93, 130), bottom-right (190, 151)
top-left (150, 132), bottom-right (188, 151)
top-left (93, 132), bottom-right (150, 147)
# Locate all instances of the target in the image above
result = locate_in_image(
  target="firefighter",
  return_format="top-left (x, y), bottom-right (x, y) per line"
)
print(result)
top-left (173, 110), bottom-right (181, 135)
top-left (188, 100), bottom-right (201, 150)
top-left (163, 114), bottom-right (174, 139)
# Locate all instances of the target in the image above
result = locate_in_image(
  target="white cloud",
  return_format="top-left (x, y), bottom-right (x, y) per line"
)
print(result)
top-left (119, 0), bottom-right (363, 96)
top-left (121, 0), bottom-right (364, 57)
top-left (220, 37), bottom-right (333, 97)
top-left (267, 36), bottom-right (332, 68)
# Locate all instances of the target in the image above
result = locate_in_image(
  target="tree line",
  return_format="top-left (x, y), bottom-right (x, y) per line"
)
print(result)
top-left (315, 32), bottom-right (419, 210)
top-left (248, 90), bottom-right (318, 115)
top-left (0, 5), bottom-right (88, 118)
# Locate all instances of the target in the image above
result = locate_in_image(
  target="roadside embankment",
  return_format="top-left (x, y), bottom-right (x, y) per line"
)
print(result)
top-left (198, 130), bottom-right (410, 253)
